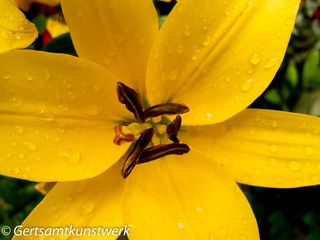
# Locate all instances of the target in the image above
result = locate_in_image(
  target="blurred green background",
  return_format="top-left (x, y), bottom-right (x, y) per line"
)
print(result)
top-left (1, 0), bottom-right (320, 239)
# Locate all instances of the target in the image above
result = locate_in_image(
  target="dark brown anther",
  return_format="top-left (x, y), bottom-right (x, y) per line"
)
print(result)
top-left (121, 128), bottom-right (154, 178)
top-left (117, 82), bottom-right (145, 122)
top-left (138, 143), bottom-right (190, 164)
top-left (144, 103), bottom-right (189, 119)
top-left (166, 115), bottom-right (182, 143)
top-left (113, 125), bottom-right (135, 145)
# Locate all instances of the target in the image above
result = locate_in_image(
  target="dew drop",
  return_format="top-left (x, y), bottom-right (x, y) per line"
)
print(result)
top-left (269, 144), bottom-right (278, 153)
top-left (82, 105), bottom-right (98, 116)
top-left (288, 161), bottom-right (301, 171)
top-left (241, 78), bottom-right (253, 92)
top-left (60, 151), bottom-right (81, 165)
top-left (250, 53), bottom-right (261, 65)
top-left (206, 112), bottom-right (214, 120)
top-left (304, 145), bottom-right (315, 156)
top-left (93, 84), bottom-right (101, 93)
top-left (272, 121), bottom-right (278, 128)
top-left (26, 73), bottom-right (33, 81)
top-left (169, 71), bottom-right (179, 81)
top-left (15, 126), bottom-right (24, 134)
top-left (224, 8), bottom-right (231, 16)
top-left (9, 97), bottom-right (22, 107)
top-left (177, 222), bottom-right (185, 230)
top-left (219, 228), bottom-right (227, 236)
top-left (264, 57), bottom-right (278, 69)
top-left (80, 201), bottom-right (95, 216)
top-left (3, 74), bottom-right (10, 80)
top-left (269, 158), bottom-right (277, 166)
top-left (184, 26), bottom-right (191, 36)
top-left (12, 168), bottom-right (20, 174)
top-left (202, 36), bottom-right (211, 46)
top-left (26, 142), bottom-right (37, 151)
top-left (195, 207), bottom-right (203, 213)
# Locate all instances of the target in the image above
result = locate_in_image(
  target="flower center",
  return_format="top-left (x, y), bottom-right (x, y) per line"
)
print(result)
top-left (114, 82), bottom-right (190, 178)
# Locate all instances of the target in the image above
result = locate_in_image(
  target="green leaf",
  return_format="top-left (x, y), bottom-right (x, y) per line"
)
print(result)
top-left (32, 14), bottom-right (47, 35)
top-left (285, 60), bottom-right (299, 87)
top-left (42, 33), bottom-right (77, 56)
top-left (264, 89), bottom-right (282, 105)
top-left (303, 50), bottom-right (320, 89)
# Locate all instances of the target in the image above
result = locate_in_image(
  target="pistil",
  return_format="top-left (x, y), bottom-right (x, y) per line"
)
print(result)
top-left (116, 82), bottom-right (191, 178)
top-left (113, 125), bottom-right (135, 145)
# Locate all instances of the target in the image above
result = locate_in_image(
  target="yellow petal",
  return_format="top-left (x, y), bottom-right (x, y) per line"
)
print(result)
top-left (34, 182), bottom-right (56, 195)
top-left (14, 163), bottom-right (126, 240)
top-left (0, 50), bottom-right (131, 181)
top-left (182, 109), bottom-right (320, 188)
top-left (124, 151), bottom-right (259, 239)
top-left (0, 0), bottom-right (37, 53)
top-left (61, 0), bottom-right (159, 94)
top-left (146, 0), bottom-right (300, 125)
top-left (46, 18), bottom-right (68, 38)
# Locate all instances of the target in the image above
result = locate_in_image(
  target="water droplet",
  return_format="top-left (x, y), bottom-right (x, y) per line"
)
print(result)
top-left (67, 91), bottom-right (76, 100)
top-left (80, 201), bottom-right (95, 216)
top-left (288, 161), bottom-right (301, 171)
top-left (12, 168), bottom-right (20, 174)
top-left (9, 97), bottom-right (22, 107)
top-left (219, 228), bottom-right (227, 236)
top-left (202, 36), bottom-right (211, 46)
top-left (3, 74), bottom-right (10, 80)
top-left (286, 19), bottom-right (293, 25)
top-left (93, 84), bottom-right (101, 93)
top-left (26, 73), bottom-right (33, 81)
top-left (224, 8), bottom-right (231, 16)
top-left (184, 26), bottom-right (191, 36)
top-left (264, 57), bottom-right (278, 69)
top-left (241, 78), bottom-right (253, 92)
top-left (269, 144), bottom-right (278, 153)
top-left (304, 145), bottom-right (315, 156)
top-left (26, 142), bottom-right (37, 151)
top-left (191, 50), bottom-right (200, 61)
top-left (37, 105), bottom-right (55, 121)
top-left (177, 222), bottom-right (185, 229)
top-left (269, 158), bottom-right (277, 166)
top-left (15, 126), bottom-right (24, 134)
top-left (206, 112), bottom-right (213, 120)
top-left (82, 105), bottom-right (98, 116)
top-left (169, 71), bottom-right (179, 81)
top-left (250, 53), bottom-right (261, 65)
top-left (272, 121), bottom-right (278, 128)
top-left (60, 151), bottom-right (81, 165)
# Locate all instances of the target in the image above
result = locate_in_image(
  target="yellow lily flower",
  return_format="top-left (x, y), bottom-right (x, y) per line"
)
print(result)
top-left (2, 0), bottom-right (318, 239)
top-left (0, 0), bottom-right (37, 53)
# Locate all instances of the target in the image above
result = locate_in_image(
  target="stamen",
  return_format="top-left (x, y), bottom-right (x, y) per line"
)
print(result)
top-left (121, 128), bottom-right (154, 178)
top-left (113, 125), bottom-right (135, 145)
top-left (117, 82), bottom-right (145, 122)
top-left (166, 115), bottom-right (182, 143)
top-left (138, 143), bottom-right (190, 164)
top-left (144, 103), bottom-right (189, 119)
